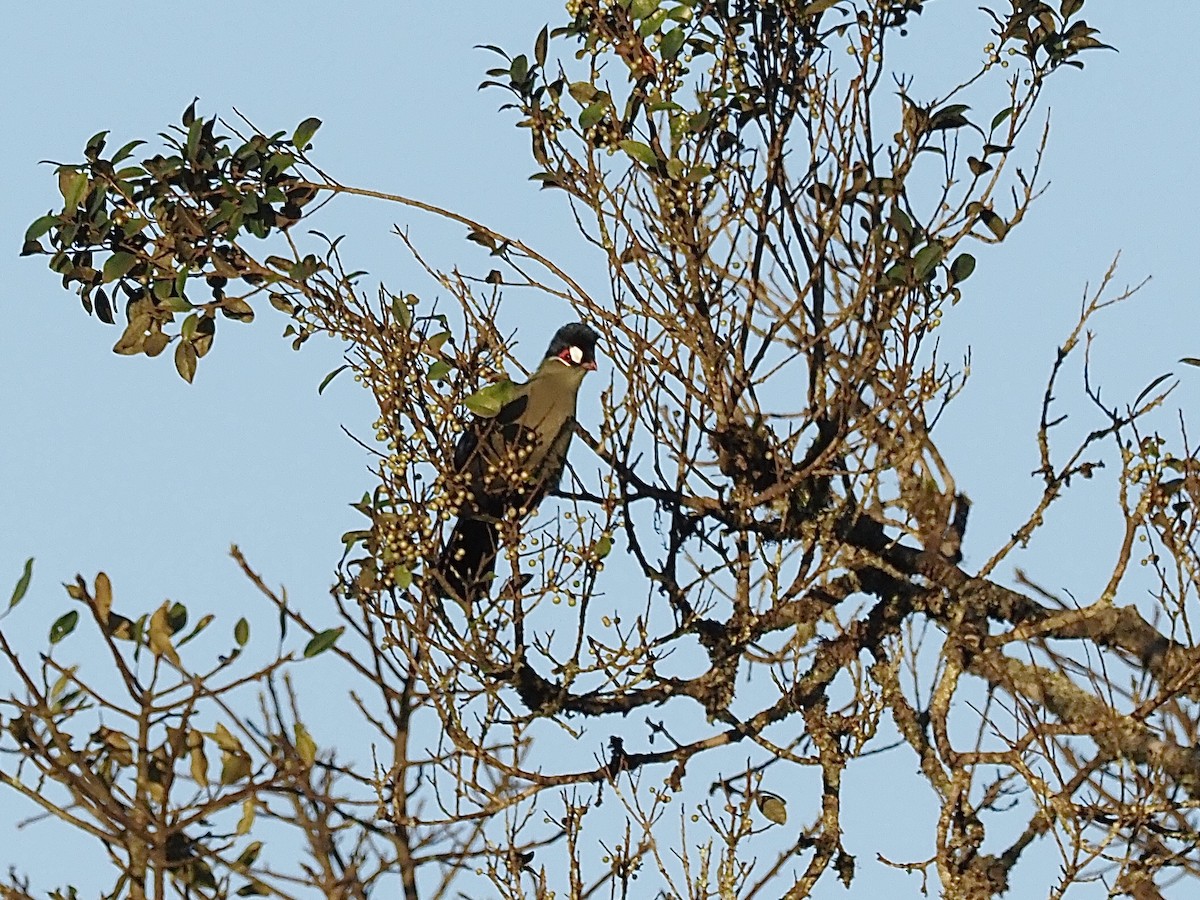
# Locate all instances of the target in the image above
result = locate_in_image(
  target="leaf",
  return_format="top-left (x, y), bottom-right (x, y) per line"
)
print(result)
top-left (50, 610), bottom-right (79, 644)
top-left (102, 252), bottom-right (137, 283)
top-left (190, 737), bottom-right (210, 788)
top-left (485, 269), bottom-right (503, 285)
top-left (1180, 358), bottom-right (1200, 368)
top-left (990, 106), bottom-right (1014, 131)
top-left (510, 54), bottom-right (529, 84)
top-left (534, 25), bottom-right (549, 68)
top-left (236, 841), bottom-right (264, 870)
top-left (293, 116), bottom-right (322, 150)
top-left (568, 81), bottom-right (597, 104)
top-left (661, 27), bottom-right (685, 59)
top-left (757, 792), bottom-right (788, 825)
top-left (236, 798), bottom-right (256, 836)
top-left (149, 602), bottom-right (182, 666)
top-left (630, 0), bottom-right (660, 17)
top-left (234, 617), bottom-right (250, 646)
top-left (1133, 372), bottom-right (1174, 410)
top-left (929, 104), bottom-right (971, 131)
top-left (221, 749), bottom-right (252, 785)
top-left (25, 214), bottom-right (59, 243)
top-left (912, 243), bottom-right (946, 280)
top-left (94, 571), bottom-right (113, 623)
top-left (949, 253), bottom-right (977, 284)
top-left (427, 360), bottom-right (452, 381)
top-left (220, 298), bottom-right (255, 322)
top-left (212, 722), bottom-right (244, 753)
top-left (303, 627), bottom-right (344, 657)
top-left (579, 101), bottom-right (607, 129)
top-left (141, 332), bottom-right (168, 358)
top-left (618, 140), bottom-right (659, 166)
top-left (175, 340), bottom-right (198, 383)
top-left (113, 314), bottom-right (150, 355)
top-left (464, 379), bottom-right (517, 416)
top-left (637, 8), bottom-right (669, 35)
top-left (391, 295), bottom-right (413, 328)
top-left (176, 613), bottom-right (214, 648)
top-left (978, 209), bottom-right (1008, 240)
top-left (801, 0), bottom-right (840, 15)
top-left (967, 156), bottom-right (992, 176)
top-left (422, 331), bottom-right (452, 357)
top-left (392, 565), bottom-right (413, 590)
top-left (294, 724), bottom-right (317, 766)
top-left (8, 558), bottom-right (33, 611)
top-left (106, 612), bottom-right (136, 640)
top-left (318, 364), bottom-right (350, 395)
top-left (58, 169), bottom-right (88, 210)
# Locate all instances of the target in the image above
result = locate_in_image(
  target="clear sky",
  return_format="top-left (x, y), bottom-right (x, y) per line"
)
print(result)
top-left (2, 3), bottom-right (1198, 897)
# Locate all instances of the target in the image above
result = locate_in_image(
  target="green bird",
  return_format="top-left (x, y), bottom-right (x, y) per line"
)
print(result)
top-left (437, 322), bottom-right (600, 602)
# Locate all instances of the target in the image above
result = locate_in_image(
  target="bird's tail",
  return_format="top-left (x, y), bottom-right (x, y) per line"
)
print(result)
top-left (435, 517), bottom-right (499, 603)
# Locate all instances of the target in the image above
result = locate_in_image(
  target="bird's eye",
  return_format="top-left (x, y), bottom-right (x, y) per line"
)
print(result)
top-left (568, 346), bottom-right (584, 365)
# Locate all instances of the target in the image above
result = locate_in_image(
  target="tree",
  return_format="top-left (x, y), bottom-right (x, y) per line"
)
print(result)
top-left (6, 1), bottom-right (1194, 898)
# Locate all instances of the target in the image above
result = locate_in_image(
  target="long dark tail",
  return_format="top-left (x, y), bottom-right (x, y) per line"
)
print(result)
top-left (436, 517), bottom-right (499, 603)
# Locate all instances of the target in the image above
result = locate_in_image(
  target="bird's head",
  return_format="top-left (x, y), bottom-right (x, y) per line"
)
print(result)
top-left (544, 322), bottom-right (599, 372)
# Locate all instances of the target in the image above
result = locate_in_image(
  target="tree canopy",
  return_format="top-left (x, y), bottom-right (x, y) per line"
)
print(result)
top-left (8, 2), bottom-right (1199, 899)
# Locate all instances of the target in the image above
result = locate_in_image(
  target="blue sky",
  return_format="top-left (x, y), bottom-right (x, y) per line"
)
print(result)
top-left (2, 3), bottom-right (1198, 897)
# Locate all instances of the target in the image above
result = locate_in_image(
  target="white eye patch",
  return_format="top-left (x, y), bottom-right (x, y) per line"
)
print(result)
top-left (568, 346), bottom-right (584, 365)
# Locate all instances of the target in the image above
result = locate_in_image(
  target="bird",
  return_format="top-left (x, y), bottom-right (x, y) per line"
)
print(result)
top-left (435, 322), bottom-right (600, 603)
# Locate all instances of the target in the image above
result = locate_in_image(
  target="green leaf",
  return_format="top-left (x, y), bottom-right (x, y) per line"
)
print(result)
top-left (1179, 358), bottom-right (1200, 368)
top-left (990, 106), bottom-right (1014, 132)
top-left (59, 170), bottom-right (89, 210)
top-left (618, 140), bottom-right (659, 166)
top-left (630, 0), bottom-right (660, 18)
top-left (510, 54), bottom-right (529, 84)
top-left (392, 565), bottom-right (413, 590)
top-left (534, 25), bottom-right (549, 69)
top-left (318, 364), bottom-right (350, 395)
top-left (428, 360), bottom-right (452, 381)
top-left (175, 340), bottom-right (198, 383)
top-left (637, 8), bottom-right (669, 36)
top-left (234, 617), bottom-right (250, 646)
top-left (303, 627), bottom-right (344, 658)
top-left (950, 253), bottom-right (977, 284)
top-left (661, 27), bottom-right (685, 59)
top-left (464, 379), bottom-right (517, 416)
top-left (102, 252), bottom-right (137, 283)
top-left (293, 117), bottom-right (322, 150)
top-left (912, 243), bottom-right (946, 280)
top-left (176, 613), bottom-right (214, 648)
top-left (1060, 0), bottom-right (1084, 19)
top-left (579, 101), bottom-right (607, 129)
top-left (50, 610), bottom-right (79, 644)
top-left (423, 331), bottom-right (452, 357)
top-left (8, 558), bottom-right (33, 610)
top-left (25, 214), bottom-right (59, 243)
top-left (568, 81), bottom-right (598, 104)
